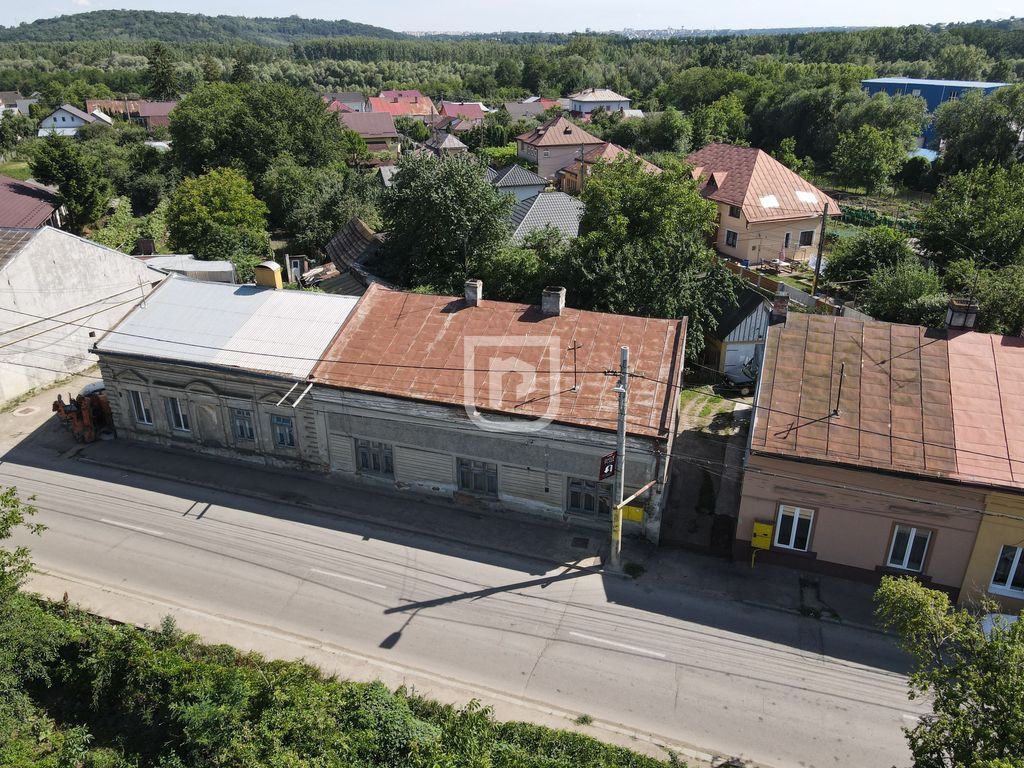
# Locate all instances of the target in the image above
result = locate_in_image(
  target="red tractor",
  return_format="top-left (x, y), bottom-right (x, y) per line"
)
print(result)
top-left (53, 382), bottom-right (114, 443)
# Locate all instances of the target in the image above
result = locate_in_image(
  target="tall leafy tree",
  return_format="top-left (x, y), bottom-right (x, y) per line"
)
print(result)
top-left (875, 576), bottom-right (1024, 768)
top-left (943, 259), bottom-right (1024, 337)
top-left (146, 42), bottom-right (178, 99)
top-left (832, 124), bottom-right (905, 193)
top-left (30, 135), bottom-right (110, 231)
top-left (918, 164), bottom-right (1024, 269)
top-left (861, 257), bottom-right (947, 326)
top-left (691, 93), bottom-right (749, 148)
top-left (166, 167), bottom-right (270, 280)
top-left (379, 152), bottom-right (512, 293)
top-left (564, 158), bottom-right (738, 356)
top-left (934, 85), bottom-right (1024, 175)
top-left (823, 226), bottom-right (914, 291)
top-left (933, 43), bottom-right (991, 81)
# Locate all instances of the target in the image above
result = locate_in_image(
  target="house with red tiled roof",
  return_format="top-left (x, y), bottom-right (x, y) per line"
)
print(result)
top-left (556, 142), bottom-right (661, 193)
top-left (736, 307), bottom-right (1024, 607)
top-left (368, 93), bottom-right (438, 122)
top-left (516, 116), bottom-right (604, 180)
top-left (687, 144), bottom-right (840, 266)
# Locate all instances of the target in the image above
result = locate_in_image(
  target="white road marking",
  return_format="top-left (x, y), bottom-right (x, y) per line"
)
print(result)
top-left (569, 631), bottom-right (667, 659)
top-left (309, 567), bottom-right (388, 590)
top-left (99, 518), bottom-right (165, 537)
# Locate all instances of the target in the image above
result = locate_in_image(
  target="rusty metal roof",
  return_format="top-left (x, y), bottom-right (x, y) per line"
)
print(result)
top-left (312, 284), bottom-right (686, 438)
top-left (516, 116), bottom-right (604, 148)
top-left (0, 176), bottom-right (59, 228)
top-left (752, 313), bottom-right (1024, 491)
top-left (687, 144), bottom-right (840, 224)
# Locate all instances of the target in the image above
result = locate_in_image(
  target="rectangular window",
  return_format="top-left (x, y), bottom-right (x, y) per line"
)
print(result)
top-left (542, 149), bottom-right (550, 158)
top-left (774, 504), bottom-right (813, 551)
top-left (232, 408), bottom-right (255, 441)
top-left (799, 230), bottom-right (814, 247)
top-left (357, 439), bottom-right (394, 476)
top-left (129, 390), bottom-right (152, 425)
top-left (728, 205), bottom-right (742, 219)
top-left (567, 477), bottom-right (612, 518)
top-left (271, 414), bottom-right (295, 448)
top-left (725, 230), bottom-right (738, 248)
top-left (991, 545), bottom-right (1024, 596)
top-left (784, 232), bottom-right (792, 249)
top-left (166, 397), bottom-right (190, 432)
top-left (887, 525), bottom-right (930, 572)
top-left (457, 458), bottom-right (497, 496)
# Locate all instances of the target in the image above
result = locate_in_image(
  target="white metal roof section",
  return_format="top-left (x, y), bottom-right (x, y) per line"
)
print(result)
top-left (794, 190), bottom-right (818, 204)
top-left (96, 275), bottom-right (359, 379)
top-left (758, 194), bottom-right (780, 208)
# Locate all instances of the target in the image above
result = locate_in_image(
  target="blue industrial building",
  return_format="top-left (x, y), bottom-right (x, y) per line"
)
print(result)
top-left (861, 77), bottom-right (1009, 141)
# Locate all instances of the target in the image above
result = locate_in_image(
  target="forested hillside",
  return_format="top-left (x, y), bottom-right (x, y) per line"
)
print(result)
top-left (0, 10), bottom-right (406, 44)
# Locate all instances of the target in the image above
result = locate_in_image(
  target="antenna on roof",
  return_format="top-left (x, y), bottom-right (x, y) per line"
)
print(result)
top-left (568, 339), bottom-right (582, 392)
top-left (831, 361), bottom-right (845, 417)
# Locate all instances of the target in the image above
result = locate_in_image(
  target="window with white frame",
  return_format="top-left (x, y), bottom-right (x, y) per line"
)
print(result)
top-left (991, 545), bottom-right (1024, 596)
top-left (887, 525), bottom-right (930, 572)
top-left (271, 414), bottom-right (295, 448)
top-left (165, 397), bottom-right (190, 432)
top-left (129, 390), bottom-right (152, 425)
top-left (232, 408), bottom-right (255, 441)
top-left (567, 477), bottom-right (612, 517)
top-left (357, 439), bottom-right (394, 476)
top-left (799, 230), bottom-right (814, 247)
top-left (774, 504), bottom-right (813, 551)
top-left (457, 458), bottom-right (497, 495)
top-left (725, 230), bottom-right (738, 248)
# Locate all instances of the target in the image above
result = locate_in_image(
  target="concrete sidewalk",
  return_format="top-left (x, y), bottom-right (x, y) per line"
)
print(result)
top-left (73, 434), bottom-right (885, 633)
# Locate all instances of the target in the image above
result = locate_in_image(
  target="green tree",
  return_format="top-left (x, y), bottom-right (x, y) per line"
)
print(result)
top-left (379, 152), bottom-right (513, 293)
top-left (918, 164), bottom-right (1024, 269)
top-left (943, 259), bottom-right (1024, 337)
top-left (823, 226), bottom-right (914, 291)
top-left (934, 43), bottom-right (991, 81)
top-left (30, 135), bottom-right (110, 231)
top-left (565, 158), bottom-right (738, 356)
top-left (200, 52), bottom-right (221, 84)
top-left (875, 576), bottom-right (1024, 768)
top-left (0, 112), bottom-right (36, 155)
top-left (832, 124), bottom-right (905, 193)
top-left (170, 82), bottom-right (364, 179)
top-left (0, 486), bottom-right (43, 602)
top-left (691, 93), bottom-right (749, 148)
top-left (166, 167), bottom-right (270, 280)
top-left (771, 137), bottom-right (813, 176)
top-left (395, 115), bottom-right (430, 143)
top-left (146, 42), bottom-right (177, 99)
top-left (861, 258), bottom-right (947, 326)
top-left (934, 85), bottom-right (1024, 175)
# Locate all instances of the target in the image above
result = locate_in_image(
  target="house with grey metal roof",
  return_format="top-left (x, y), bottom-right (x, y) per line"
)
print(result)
top-left (508, 191), bottom-right (584, 244)
top-left (93, 274), bottom-right (362, 468)
top-left (490, 164), bottom-right (548, 203)
top-left (0, 226), bottom-right (165, 403)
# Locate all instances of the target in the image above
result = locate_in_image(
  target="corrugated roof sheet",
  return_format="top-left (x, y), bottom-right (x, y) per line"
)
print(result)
top-left (312, 284), bottom-right (685, 438)
top-left (509, 192), bottom-right (584, 244)
top-left (96, 276), bottom-right (359, 379)
top-left (752, 314), bottom-right (1024, 492)
top-left (0, 177), bottom-right (59, 228)
top-left (0, 227), bottom-right (37, 271)
top-left (492, 164), bottom-right (547, 188)
top-left (440, 101), bottom-right (485, 121)
top-left (137, 254), bottom-right (234, 275)
top-left (687, 144), bottom-right (840, 224)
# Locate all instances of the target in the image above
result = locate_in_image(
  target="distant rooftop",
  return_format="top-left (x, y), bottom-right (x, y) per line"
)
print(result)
top-left (96, 276), bottom-right (360, 380)
top-left (862, 77), bottom-right (1009, 89)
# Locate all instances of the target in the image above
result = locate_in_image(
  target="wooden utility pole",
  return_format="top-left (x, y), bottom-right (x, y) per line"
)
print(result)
top-left (811, 202), bottom-right (829, 298)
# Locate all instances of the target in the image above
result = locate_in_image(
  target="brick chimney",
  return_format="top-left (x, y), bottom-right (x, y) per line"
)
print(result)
top-left (769, 286), bottom-right (789, 326)
top-left (465, 279), bottom-right (482, 306)
top-left (541, 286), bottom-right (566, 316)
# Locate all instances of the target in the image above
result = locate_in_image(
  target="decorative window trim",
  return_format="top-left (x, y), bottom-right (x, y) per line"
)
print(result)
top-left (270, 414), bottom-right (296, 449)
top-left (165, 396), bottom-right (190, 432)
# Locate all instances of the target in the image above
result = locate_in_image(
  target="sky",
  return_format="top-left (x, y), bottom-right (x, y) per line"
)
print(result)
top-left (4, 0), bottom-right (1020, 34)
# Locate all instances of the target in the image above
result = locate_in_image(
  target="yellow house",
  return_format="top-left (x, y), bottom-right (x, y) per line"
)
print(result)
top-left (686, 144), bottom-right (841, 266)
top-left (959, 493), bottom-right (1024, 612)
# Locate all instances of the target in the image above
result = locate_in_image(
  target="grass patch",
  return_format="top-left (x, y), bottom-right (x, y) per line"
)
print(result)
top-left (574, 713), bottom-right (594, 726)
top-left (0, 160), bottom-right (32, 181)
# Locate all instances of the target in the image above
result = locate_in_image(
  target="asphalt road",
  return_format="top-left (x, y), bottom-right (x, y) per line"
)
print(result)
top-left (0, 402), bottom-right (921, 767)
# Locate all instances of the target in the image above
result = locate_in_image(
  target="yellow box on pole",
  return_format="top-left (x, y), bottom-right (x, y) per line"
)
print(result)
top-left (751, 521), bottom-right (773, 550)
top-left (622, 505), bottom-right (644, 523)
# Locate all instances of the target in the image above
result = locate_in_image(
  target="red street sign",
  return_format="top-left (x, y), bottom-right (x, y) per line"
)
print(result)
top-left (599, 451), bottom-right (617, 481)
